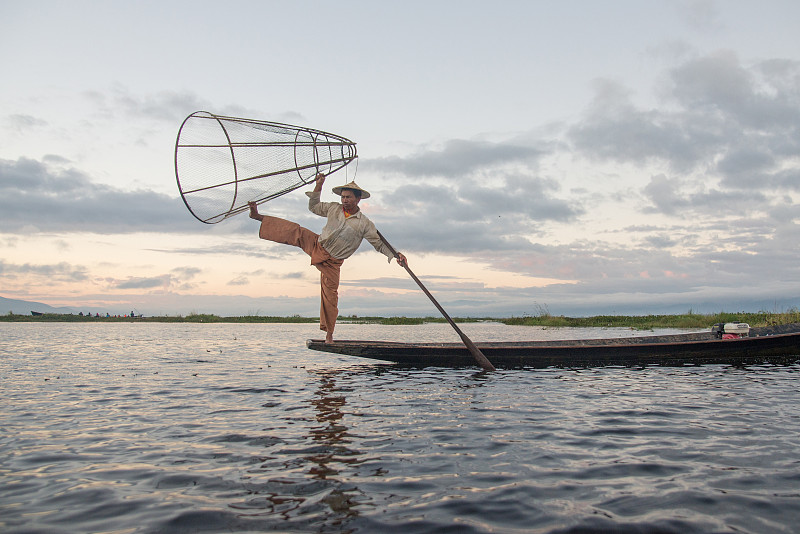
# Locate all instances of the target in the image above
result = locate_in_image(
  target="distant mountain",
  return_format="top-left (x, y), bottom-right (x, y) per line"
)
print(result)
top-left (0, 296), bottom-right (76, 315)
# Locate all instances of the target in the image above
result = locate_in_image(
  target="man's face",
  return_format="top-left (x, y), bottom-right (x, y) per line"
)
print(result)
top-left (341, 190), bottom-right (360, 211)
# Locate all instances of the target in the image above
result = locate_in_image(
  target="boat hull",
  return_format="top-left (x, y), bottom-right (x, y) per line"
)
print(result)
top-left (306, 323), bottom-right (800, 368)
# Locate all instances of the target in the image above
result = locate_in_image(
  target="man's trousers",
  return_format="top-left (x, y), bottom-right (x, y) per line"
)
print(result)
top-left (259, 216), bottom-right (345, 335)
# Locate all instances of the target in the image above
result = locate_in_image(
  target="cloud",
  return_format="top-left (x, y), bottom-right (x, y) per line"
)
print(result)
top-left (226, 268), bottom-right (304, 287)
top-left (277, 271), bottom-right (305, 279)
top-left (470, 226), bottom-right (800, 294)
top-left (0, 259), bottom-right (89, 282)
top-left (171, 266), bottom-right (202, 279)
top-left (367, 138), bottom-right (546, 178)
top-left (5, 113), bottom-right (48, 133)
top-left (3, 50), bottom-right (798, 319)
top-left (670, 0), bottom-right (722, 32)
top-left (359, 141), bottom-right (583, 254)
top-left (5, 51), bottom-right (791, 257)
top-left (0, 156), bottom-right (220, 234)
top-left (108, 266), bottom-right (205, 291)
top-left (668, 51), bottom-right (800, 132)
top-left (349, 52), bottom-right (795, 264)
top-left (83, 85), bottom-right (304, 127)
top-left (100, 87), bottom-right (212, 123)
top-left (150, 242), bottom-right (288, 259)
top-left (568, 79), bottom-right (717, 172)
top-left (569, 51), bottom-right (800, 189)
top-left (114, 275), bottom-right (171, 290)
top-left (641, 173), bottom-right (767, 216)
top-left (352, 49), bottom-right (799, 273)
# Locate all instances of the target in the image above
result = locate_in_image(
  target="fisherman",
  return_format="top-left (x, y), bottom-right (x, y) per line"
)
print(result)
top-left (248, 173), bottom-right (407, 343)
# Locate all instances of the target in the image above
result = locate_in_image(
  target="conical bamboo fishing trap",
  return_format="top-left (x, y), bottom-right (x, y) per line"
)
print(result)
top-left (175, 111), bottom-right (357, 224)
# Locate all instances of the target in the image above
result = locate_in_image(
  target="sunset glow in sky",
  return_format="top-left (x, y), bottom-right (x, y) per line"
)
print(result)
top-left (1, 0), bottom-right (798, 317)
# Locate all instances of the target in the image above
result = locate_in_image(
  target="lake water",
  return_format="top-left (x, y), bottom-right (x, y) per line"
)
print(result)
top-left (2, 322), bottom-right (799, 533)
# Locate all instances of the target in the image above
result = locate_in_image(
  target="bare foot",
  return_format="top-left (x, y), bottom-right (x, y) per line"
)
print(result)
top-left (248, 201), bottom-right (263, 221)
top-left (325, 332), bottom-right (334, 343)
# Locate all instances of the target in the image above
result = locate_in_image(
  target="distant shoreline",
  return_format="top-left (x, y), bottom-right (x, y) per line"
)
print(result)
top-left (3, 311), bottom-right (798, 329)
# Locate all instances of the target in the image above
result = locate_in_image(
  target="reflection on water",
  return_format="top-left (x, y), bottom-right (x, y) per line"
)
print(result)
top-left (308, 370), bottom-right (364, 523)
top-left (1, 322), bottom-right (799, 534)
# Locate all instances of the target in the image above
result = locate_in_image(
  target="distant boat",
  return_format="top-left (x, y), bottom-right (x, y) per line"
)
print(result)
top-left (306, 323), bottom-right (800, 369)
top-left (30, 311), bottom-right (43, 316)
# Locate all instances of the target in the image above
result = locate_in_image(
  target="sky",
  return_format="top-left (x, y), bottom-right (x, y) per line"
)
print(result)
top-left (1, 0), bottom-right (799, 318)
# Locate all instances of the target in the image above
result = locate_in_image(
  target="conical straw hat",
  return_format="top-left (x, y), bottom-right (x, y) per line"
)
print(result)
top-left (332, 181), bottom-right (370, 199)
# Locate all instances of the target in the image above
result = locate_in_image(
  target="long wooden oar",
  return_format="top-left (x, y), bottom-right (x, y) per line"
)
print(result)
top-left (377, 231), bottom-right (496, 372)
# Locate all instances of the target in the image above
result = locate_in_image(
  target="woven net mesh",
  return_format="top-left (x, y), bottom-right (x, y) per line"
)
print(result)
top-left (175, 111), bottom-right (357, 223)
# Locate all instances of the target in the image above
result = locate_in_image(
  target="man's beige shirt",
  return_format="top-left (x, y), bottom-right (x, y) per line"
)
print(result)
top-left (307, 191), bottom-right (394, 261)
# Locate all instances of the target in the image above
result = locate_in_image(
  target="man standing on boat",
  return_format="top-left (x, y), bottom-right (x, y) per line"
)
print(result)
top-left (248, 173), bottom-right (407, 343)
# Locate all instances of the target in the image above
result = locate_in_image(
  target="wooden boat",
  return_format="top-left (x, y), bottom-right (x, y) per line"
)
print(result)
top-left (306, 323), bottom-right (800, 368)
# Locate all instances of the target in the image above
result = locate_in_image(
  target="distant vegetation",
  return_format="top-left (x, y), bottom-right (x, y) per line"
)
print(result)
top-left (0, 312), bottom-right (319, 323)
top-left (501, 309), bottom-right (800, 329)
top-left (3, 309), bottom-right (798, 328)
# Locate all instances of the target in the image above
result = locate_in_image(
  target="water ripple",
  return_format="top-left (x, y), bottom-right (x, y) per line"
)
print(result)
top-left (2, 322), bottom-right (799, 533)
